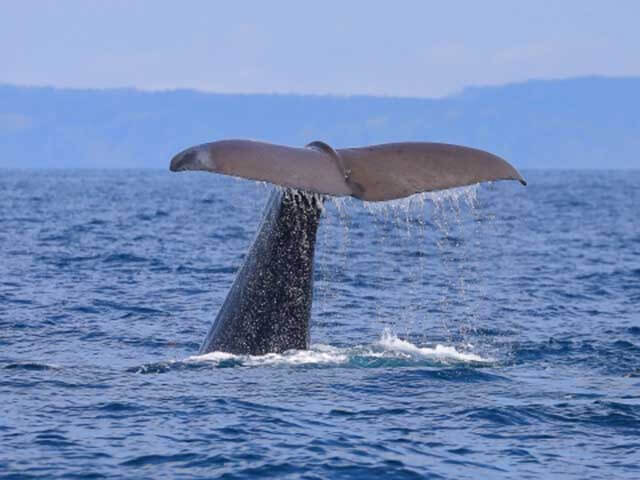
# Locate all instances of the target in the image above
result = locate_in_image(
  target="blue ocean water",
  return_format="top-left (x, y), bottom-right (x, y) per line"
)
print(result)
top-left (1, 169), bottom-right (639, 479)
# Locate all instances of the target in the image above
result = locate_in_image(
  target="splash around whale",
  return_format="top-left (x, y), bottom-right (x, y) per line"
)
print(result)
top-left (130, 329), bottom-right (492, 374)
top-left (169, 139), bottom-right (526, 355)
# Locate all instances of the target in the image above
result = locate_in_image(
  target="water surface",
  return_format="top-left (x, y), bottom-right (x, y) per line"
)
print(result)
top-left (1, 170), bottom-right (639, 479)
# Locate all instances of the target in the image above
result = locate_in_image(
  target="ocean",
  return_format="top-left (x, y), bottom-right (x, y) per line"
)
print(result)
top-left (1, 169), bottom-right (639, 479)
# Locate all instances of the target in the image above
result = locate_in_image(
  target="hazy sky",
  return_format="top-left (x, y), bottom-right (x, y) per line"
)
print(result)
top-left (2, 0), bottom-right (639, 97)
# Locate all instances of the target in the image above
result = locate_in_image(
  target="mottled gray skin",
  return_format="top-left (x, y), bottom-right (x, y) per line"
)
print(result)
top-left (200, 188), bottom-right (323, 355)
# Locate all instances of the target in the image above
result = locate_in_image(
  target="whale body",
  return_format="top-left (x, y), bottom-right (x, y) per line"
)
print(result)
top-left (169, 139), bottom-right (525, 355)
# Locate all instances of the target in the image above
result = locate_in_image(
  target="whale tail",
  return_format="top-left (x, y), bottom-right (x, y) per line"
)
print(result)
top-left (170, 139), bottom-right (526, 201)
top-left (170, 139), bottom-right (526, 355)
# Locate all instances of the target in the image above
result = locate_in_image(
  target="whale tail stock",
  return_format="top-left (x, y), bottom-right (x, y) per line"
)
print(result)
top-left (169, 139), bottom-right (526, 355)
top-left (170, 139), bottom-right (526, 202)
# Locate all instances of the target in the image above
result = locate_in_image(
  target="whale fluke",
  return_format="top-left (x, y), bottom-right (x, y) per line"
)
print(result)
top-left (170, 139), bottom-right (525, 201)
top-left (337, 142), bottom-right (526, 201)
top-left (170, 140), bottom-right (352, 197)
top-left (169, 139), bottom-right (526, 355)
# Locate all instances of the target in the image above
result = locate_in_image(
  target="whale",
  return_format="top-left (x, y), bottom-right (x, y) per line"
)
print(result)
top-left (170, 139), bottom-right (526, 355)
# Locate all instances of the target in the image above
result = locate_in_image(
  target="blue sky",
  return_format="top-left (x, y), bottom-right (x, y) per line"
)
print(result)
top-left (2, 0), bottom-right (639, 97)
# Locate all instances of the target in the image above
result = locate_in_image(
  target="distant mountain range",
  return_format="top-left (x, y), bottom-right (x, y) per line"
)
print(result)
top-left (1, 77), bottom-right (638, 168)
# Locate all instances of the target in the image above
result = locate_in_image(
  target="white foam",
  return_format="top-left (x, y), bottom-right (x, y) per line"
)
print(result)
top-left (184, 329), bottom-right (490, 367)
top-left (187, 347), bottom-right (348, 366)
top-left (377, 328), bottom-right (491, 363)
top-left (188, 351), bottom-right (236, 363)
top-left (246, 349), bottom-right (348, 366)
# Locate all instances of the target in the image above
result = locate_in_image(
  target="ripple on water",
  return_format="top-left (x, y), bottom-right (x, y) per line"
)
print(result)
top-left (3, 170), bottom-right (640, 479)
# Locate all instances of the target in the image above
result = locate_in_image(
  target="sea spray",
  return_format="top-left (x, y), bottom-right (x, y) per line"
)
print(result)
top-left (181, 329), bottom-right (491, 368)
top-left (316, 185), bottom-right (489, 346)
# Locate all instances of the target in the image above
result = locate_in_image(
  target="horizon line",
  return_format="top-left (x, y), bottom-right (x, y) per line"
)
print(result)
top-left (2, 74), bottom-right (638, 101)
